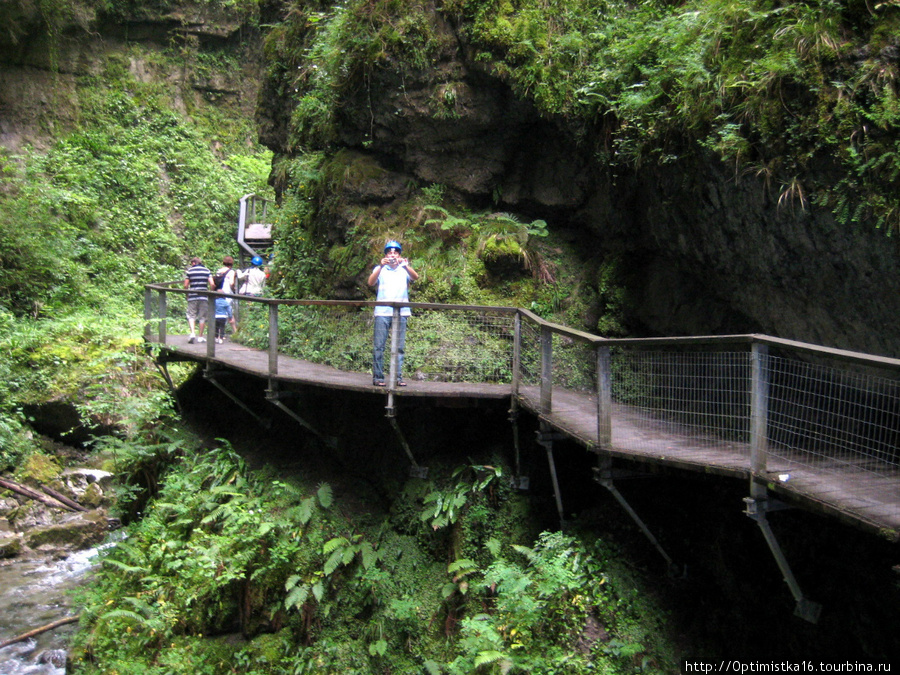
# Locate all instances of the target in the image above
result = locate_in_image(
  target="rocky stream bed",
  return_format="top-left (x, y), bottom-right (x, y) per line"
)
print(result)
top-left (0, 468), bottom-right (117, 674)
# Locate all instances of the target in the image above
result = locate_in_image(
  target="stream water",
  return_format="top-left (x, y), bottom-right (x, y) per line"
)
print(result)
top-left (0, 547), bottom-right (100, 675)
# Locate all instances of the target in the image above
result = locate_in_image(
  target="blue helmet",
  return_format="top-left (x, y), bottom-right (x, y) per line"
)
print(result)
top-left (384, 240), bottom-right (402, 253)
top-left (251, 255), bottom-right (264, 266)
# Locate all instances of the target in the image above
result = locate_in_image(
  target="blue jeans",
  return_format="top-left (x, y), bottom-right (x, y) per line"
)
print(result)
top-left (373, 315), bottom-right (407, 382)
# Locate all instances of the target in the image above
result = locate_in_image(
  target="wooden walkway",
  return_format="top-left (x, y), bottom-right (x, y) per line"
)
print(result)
top-left (151, 335), bottom-right (900, 540)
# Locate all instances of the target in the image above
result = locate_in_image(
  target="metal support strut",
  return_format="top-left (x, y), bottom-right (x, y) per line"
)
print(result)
top-left (507, 401), bottom-right (529, 490)
top-left (536, 424), bottom-right (566, 527)
top-left (204, 366), bottom-right (270, 428)
top-left (744, 482), bottom-right (822, 624)
top-left (594, 456), bottom-right (680, 577)
top-left (388, 417), bottom-right (427, 478)
top-left (154, 359), bottom-right (183, 416)
top-left (265, 382), bottom-right (336, 446)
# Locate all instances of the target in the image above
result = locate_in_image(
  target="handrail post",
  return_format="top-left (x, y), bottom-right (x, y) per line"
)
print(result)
top-left (540, 324), bottom-right (552, 415)
top-left (750, 342), bottom-right (769, 483)
top-left (144, 287), bottom-right (153, 341)
top-left (387, 306), bottom-right (400, 393)
top-left (511, 312), bottom-right (521, 399)
top-left (268, 302), bottom-right (279, 376)
top-left (158, 291), bottom-right (168, 345)
top-left (206, 295), bottom-right (216, 356)
top-left (597, 344), bottom-right (612, 450)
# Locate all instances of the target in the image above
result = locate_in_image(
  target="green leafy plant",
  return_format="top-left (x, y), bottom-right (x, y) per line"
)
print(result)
top-left (421, 464), bottom-right (503, 531)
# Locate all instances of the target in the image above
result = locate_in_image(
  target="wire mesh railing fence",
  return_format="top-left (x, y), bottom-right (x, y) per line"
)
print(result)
top-left (236, 301), bottom-right (518, 383)
top-left (765, 350), bottom-right (900, 477)
top-left (145, 284), bottom-right (900, 531)
top-left (608, 348), bottom-right (752, 450)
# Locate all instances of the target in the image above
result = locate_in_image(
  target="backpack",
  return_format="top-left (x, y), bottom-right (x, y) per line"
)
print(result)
top-left (212, 269), bottom-right (232, 292)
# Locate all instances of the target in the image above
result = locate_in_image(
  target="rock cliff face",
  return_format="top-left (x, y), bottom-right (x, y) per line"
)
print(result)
top-left (260, 11), bottom-right (900, 358)
top-left (619, 157), bottom-right (900, 355)
top-left (0, 0), bottom-right (261, 151)
top-left (3, 1), bottom-right (898, 357)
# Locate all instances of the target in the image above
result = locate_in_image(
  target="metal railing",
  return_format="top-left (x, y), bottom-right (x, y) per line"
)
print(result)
top-left (144, 284), bottom-right (900, 532)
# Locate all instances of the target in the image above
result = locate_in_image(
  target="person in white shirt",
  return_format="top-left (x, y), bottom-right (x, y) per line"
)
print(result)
top-left (367, 240), bottom-right (419, 386)
top-left (239, 255), bottom-right (267, 296)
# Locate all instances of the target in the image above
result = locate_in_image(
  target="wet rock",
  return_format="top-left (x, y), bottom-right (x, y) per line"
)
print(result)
top-left (24, 510), bottom-right (109, 552)
top-left (80, 482), bottom-right (104, 508)
top-left (60, 468), bottom-right (114, 507)
top-left (38, 648), bottom-right (68, 667)
top-left (6, 500), bottom-right (53, 530)
top-left (0, 534), bottom-right (23, 558)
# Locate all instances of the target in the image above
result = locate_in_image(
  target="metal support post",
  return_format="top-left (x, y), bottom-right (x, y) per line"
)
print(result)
top-left (268, 303), bottom-right (279, 376)
top-left (594, 455), bottom-right (680, 576)
top-left (510, 313), bottom-right (527, 488)
top-left (743, 484), bottom-right (822, 624)
top-left (388, 307), bottom-right (400, 390)
top-left (536, 423), bottom-right (566, 526)
top-left (265, 382), bottom-right (336, 442)
top-left (154, 359), bottom-right (183, 415)
top-left (144, 287), bottom-right (153, 342)
top-left (204, 366), bottom-right (268, 427)
top-left (750, 342), bottom-right (769, 477)
top-left (206, 295), bottom-right (216, 357)
top-left (388, 417), bottom-right (427, 477)
top-left (540, 325), bottom-right (553, 415)
top-left (511, 312), bottom-right (522, 400)
top-left (158, 291), bottom-right (168, 345)
top-left (508, 401), bottom-right (528, 490)
top-left (596, 345), bottom-right (612, 451)
top-left (385, 307), bottom-right (401, 417)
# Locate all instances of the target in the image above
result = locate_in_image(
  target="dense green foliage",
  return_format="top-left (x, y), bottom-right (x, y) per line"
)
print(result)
top-left (9, 0), bottom-right (899, 670)
top-left (269, 0), bottom-right (900, 232)
top-left (69, 443), bottom-right (679, 673)
top-left (263, 148), bottom-right (605, 337)
top-left (0, 37), bottom-right (271, 469)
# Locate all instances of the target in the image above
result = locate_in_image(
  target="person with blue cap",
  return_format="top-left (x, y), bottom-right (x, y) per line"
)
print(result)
top-left (367, 240), bottom-right (419, 386)
top-left (238, 255), bottom-right (268, 296)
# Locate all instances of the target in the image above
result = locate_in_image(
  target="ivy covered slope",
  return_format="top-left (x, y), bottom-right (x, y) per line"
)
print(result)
top-left (69, 437), bottom-right (682, 674)
top-left (262, 0), bottom-right (900, 355)
top-left (0, 1), bottom-right (271, 467)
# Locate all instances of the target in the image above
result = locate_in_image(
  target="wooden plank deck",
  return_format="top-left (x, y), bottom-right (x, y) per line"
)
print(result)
top-left (150, 336), bottom-right (900, 539)
top-left (152, 335), bottom-right (512, 399)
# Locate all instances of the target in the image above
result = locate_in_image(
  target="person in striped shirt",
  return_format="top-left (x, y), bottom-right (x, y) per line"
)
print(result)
top-left (183, 257), bottom-right (211, 343)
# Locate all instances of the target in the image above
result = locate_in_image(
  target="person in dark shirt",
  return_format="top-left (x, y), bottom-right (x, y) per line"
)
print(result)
top-left (183, 256), bottom-right (211, 343)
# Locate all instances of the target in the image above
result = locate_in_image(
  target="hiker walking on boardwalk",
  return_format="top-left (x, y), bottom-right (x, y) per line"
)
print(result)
top-left (367, 240), bottom-right (418, 387)
top-left (184, 256), bottom-right (211, 343)
top-left (209, 255), bottom-right (238, 343)
top-left (238, 255), bottom-right (267, 296)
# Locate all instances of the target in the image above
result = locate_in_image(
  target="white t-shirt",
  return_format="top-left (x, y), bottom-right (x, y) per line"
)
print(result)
top-left (373, 264), bottom-right (413, 317)
top-left (240, 267), bottom-right (267, 295)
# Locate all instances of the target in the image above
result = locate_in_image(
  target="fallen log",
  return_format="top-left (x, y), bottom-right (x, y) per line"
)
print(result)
top-left (40, 484), bottom-right (87, 512)
top-left (0, 477), bottom-right (75, 512)
top-left (0, 615), bottom-right (80, 649)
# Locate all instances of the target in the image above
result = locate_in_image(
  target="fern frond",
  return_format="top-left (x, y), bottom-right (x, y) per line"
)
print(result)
top-left (316, 483), bottom-right (333, 508)
top-left (323, 536), bottom-right (349, 554)
top-left (474, 650), bottom-right (507, 667)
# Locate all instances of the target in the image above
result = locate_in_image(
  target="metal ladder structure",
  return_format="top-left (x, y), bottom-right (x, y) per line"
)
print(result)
top-left (236, 193), bottom-right (274, 268)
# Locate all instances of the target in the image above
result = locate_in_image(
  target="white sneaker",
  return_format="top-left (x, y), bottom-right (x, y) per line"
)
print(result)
top-left (197, 336), bottom-right (206, 343)
top-left (188, 335), bottom-right (196, 344)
